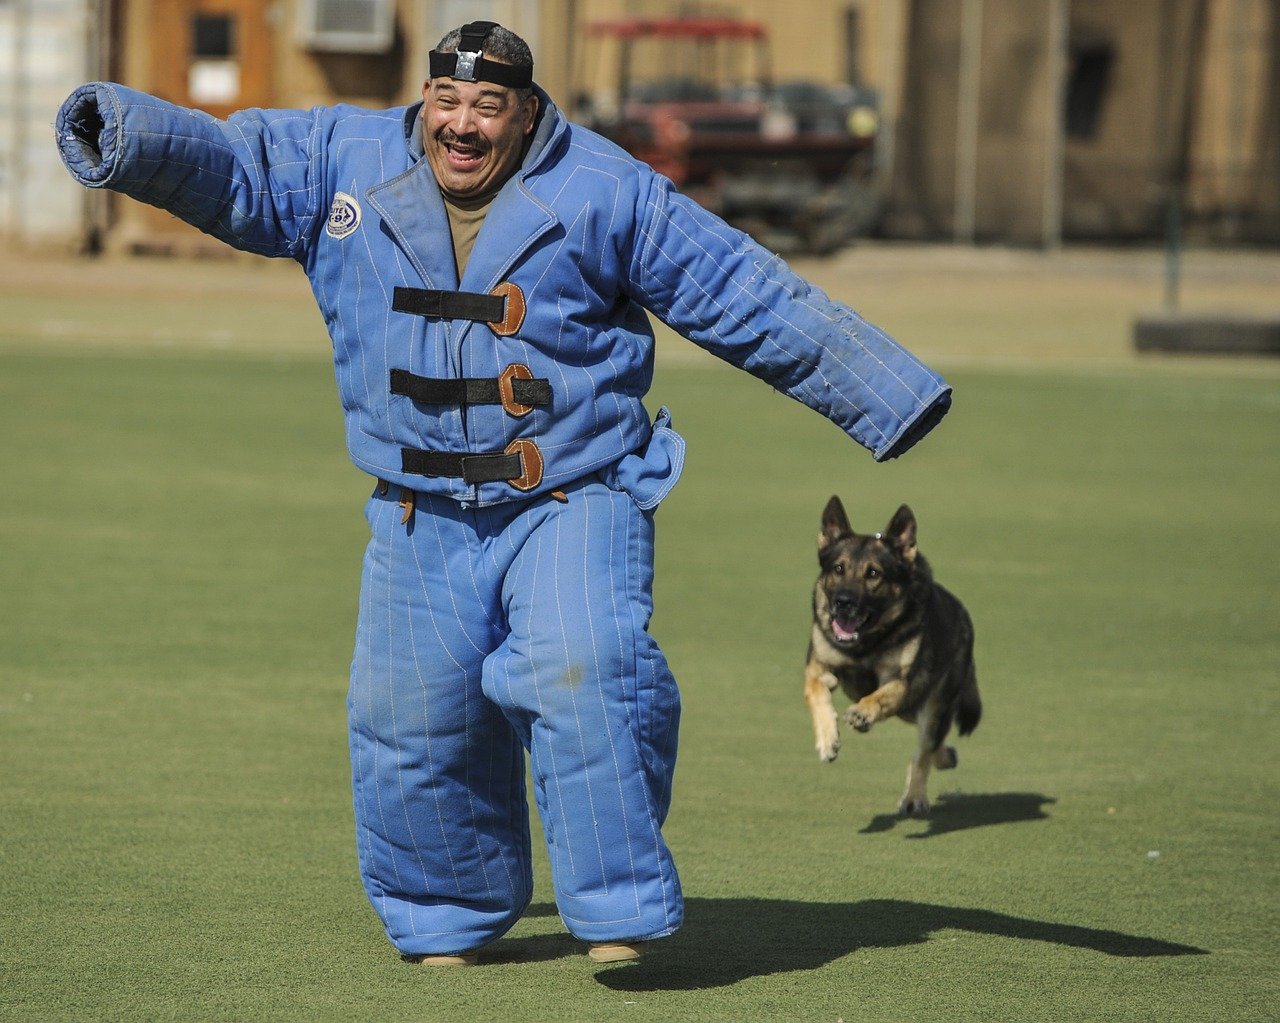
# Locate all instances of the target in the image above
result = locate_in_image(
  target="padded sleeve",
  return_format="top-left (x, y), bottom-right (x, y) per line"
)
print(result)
top-left (628, 175), bottom-right (951, 461)
top-left (55, 82), bottom-right (324, 260)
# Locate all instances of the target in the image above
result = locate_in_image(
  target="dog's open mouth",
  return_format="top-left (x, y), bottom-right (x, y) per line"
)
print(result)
top-left (831, 611), bottom-right (872, 643)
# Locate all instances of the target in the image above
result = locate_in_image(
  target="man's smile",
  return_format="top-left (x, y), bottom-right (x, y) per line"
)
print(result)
top-left (439, 131), bottom-right (489, 170)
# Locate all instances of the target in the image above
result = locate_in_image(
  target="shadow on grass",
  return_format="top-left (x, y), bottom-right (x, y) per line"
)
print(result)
top-left (859, 792), bottom-right (1057, 838)
top-left (482, 926), bottom-right (582, 966)
top-left (590, 897), bottom-right (1207, 990)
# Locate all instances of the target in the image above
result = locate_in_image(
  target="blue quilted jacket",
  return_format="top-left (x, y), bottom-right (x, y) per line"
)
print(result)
top-left (56, 82), bottom-right (951, 507)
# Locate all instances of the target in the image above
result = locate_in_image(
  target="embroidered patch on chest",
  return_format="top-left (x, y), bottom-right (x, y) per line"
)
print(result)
top-left (326, 192), bottom-right (362, 240)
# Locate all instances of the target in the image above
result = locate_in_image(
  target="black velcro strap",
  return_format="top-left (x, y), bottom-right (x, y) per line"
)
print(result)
top-left (390, 369), bottom-right (551, 407)
top-left (429, 22), bottom-right (534, 90)
top-left (401, 448), bottom-right (522, 483)
top-left (428, 50), bottom-right (533, 88)
top-left (393, 286), bottom-right (506, 323)
top-left (459, 21), bottom-right (499, 52)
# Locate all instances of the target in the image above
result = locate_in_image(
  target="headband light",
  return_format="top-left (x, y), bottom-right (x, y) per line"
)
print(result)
top-left (429, 20), bottom-right (533, 89)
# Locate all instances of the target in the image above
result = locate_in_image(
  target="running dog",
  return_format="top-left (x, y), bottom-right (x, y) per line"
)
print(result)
top-left (804, 497), bottom-right (982, 815)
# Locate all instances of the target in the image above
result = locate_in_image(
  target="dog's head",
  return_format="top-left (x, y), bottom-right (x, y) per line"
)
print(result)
top-left (814, 496), bottom-right (920, 649)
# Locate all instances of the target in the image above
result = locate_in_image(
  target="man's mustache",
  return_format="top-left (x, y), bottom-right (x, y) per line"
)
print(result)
top-left (435, 128), bottom-right (489, 152)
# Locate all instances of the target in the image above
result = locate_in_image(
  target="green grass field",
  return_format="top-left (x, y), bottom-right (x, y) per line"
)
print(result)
top-left (1, 249), bottom-right (1277, 1022)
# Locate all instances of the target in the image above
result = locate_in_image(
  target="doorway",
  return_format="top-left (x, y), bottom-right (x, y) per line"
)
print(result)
top-left (151, 0), bottom-right (274, 117)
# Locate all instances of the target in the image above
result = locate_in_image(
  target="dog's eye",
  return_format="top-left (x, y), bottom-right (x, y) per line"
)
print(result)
top-left (865, 566), bottom-right (881, 580)
top-left (833, 563), bottom-right (845, 576)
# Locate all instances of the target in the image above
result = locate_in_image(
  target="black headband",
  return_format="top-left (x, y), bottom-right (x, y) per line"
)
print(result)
top-left (429, 21), bottom-right (533, 89)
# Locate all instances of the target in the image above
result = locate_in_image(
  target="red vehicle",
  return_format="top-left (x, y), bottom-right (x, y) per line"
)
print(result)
top-left (575, 17), bottom-right (881, 253)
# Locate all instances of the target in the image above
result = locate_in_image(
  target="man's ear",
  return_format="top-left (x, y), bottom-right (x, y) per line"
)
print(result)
top-left (523, 94), bottom-right (539, 135)
top-left (421, 79), bottom-right (431, 102)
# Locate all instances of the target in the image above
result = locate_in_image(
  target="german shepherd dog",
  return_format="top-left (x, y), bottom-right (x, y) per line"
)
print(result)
top-left (804, 497), bottom-right (981, 815)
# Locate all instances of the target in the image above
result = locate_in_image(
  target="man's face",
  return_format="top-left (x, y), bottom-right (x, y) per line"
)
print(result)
top-left (421, 74), bottom-right (537, 199)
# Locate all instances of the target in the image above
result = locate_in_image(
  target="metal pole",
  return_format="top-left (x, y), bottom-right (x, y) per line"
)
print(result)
top-left (1164, 199), bottom-right (1182, 311)
top-left (564, 0), bottom-right (577, 110)
top-left (1042, 0), bottom-right (1067, 250)
top-left (84, 0), bottom-right (113, 252)
top-left (877, 0), bottom-right (904, 189)
top-left (11, 0), bottom-right (29, 245)
top-left (1224, 0), bottom-right (1250, 234)
top-left (954, 0), bottom-right (982, 244)
top-left (1165, 0), bottom-right (1210, 312)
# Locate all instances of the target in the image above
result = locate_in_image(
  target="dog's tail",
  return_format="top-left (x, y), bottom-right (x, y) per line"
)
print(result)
top-left (957, 664), bottom-right (982, 736)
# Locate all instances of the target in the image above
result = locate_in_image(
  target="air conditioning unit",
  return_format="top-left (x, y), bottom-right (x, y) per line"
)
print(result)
top-left (297, 0), bottom-right (396, 54)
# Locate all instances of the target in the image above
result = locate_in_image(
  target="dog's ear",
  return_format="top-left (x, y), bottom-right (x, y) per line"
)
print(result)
top-left (819, 495), bottom-right (853, 550)
top-left (883, 504), bottom-right (918, 563)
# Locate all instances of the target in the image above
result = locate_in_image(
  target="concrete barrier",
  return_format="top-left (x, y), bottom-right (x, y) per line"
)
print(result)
top-left (1133, 313), bottom-right (1280, 356)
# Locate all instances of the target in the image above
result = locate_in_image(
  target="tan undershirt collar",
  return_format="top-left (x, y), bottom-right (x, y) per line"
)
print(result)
top-left (442, 188), bottom-right (499, 280)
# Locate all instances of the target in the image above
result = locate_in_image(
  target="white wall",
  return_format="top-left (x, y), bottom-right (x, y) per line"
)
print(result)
top-left (0, 0), bottom-right (97, 248)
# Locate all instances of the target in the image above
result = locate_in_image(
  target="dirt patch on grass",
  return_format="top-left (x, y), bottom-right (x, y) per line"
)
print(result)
top-left (4, 243), bottom-right (1277, 371)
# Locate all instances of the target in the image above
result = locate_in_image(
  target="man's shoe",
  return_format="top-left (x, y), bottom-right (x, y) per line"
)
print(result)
top-left (416, 951), bottom-right (479, 966)
top-left (587, 941), bottom-right (647, 963)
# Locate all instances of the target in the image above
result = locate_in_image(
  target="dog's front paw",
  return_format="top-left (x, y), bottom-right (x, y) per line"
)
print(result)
top-left (816, 735), bottom-right (841, 762)
top-left (898, 796), bottom-right (931, 817)
top-left (842, 704), bottom-right (874, 732)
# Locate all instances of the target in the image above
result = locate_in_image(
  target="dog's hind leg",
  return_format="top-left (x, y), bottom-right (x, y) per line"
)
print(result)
top-left (899, 705), bottom-right (953, 815)
top-left (899, 750), bottom-right (934, 817)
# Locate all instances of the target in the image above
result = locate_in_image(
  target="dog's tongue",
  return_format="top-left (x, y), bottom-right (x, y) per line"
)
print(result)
top-left (832, 619), bottom-right (859, 642)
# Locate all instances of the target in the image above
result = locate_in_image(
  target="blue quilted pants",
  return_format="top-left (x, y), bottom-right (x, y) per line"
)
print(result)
top-left (348, 475), bottom-right (683, 956)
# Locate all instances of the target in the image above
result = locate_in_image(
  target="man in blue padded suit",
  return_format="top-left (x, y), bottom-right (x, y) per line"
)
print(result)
top-left (55, 22), bottom-right (952, 965)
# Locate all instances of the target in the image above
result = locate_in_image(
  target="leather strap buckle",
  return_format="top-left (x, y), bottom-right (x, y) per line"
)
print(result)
top-left (504, 438), bottom-right (543, 491)
top-left (489, 281), bottom-right (526, 336)
top-left (499, 363), bottom-right (536, 417)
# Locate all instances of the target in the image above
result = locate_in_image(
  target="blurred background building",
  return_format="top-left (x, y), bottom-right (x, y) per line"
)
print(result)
top-left (2, 0), bottom-right (1277, 253)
